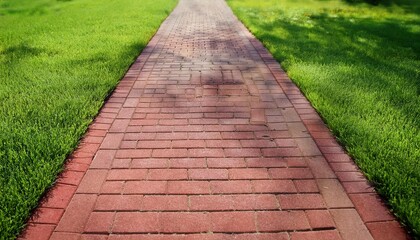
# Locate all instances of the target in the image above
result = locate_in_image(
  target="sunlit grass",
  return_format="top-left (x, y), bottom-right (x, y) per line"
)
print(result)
top-left (227, 0), bottom-right (420, 236)
top-left (0, 0), bottom-right (177, 238)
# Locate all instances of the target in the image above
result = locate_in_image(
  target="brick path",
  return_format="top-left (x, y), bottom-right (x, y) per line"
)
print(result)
top-left (21, 0), bottom-right (409, 239)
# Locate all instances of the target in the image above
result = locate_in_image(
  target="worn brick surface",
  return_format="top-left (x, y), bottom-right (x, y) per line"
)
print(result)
top-left (24, 0), bottom-right (407, 239)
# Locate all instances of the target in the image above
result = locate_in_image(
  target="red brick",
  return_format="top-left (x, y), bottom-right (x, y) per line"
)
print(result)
top-left (324, 153), bottom-right (352, 163)
top-left (206, 140), bottom-right (241, 148)
top-left (107, 169), bottom-right (147, 180)
top-left (30, 207), bottom-right (64, 224)
top-left (349, 193), bottom-right (394, 222)
top-left (236, 125), bottom-right (269, 132)
top-left (203, 124), bottom-right (236, 132)
top-left (115, 149), bottom-right (152, 158)
top-left (210, 181), bottom-right (252, 194)
top-left (95, 195), bottom-right (142, 210)
top-left (160, 212), bottom-right (209, 233)
top-left (167, 181), bottom-right (211, 194)
top-left (123, 98), bottom-right (139, 108)
top-left (190, 118), bottom-right (218, 125)
top-left (241, 139), bottom-right (276, 148)
top-left (232, 194), bottom-right (278, 210)
top-left (90, 149), bottom-right (116, 169)
top-left (130, 119), bottom-right (158, 126)
top-left (19, 224), bottom-right (55, 240)
top-left (262, 148), bottom-right (302, 157)
top-left (153, 149), bottom-right (188, 158)
top-left (224, 148), bottom-right (261, 157)
top-left (342, 181), bottom-right (375, 194)
top-left (250, 108), bottom-right (266, 123)
top-left (84, 212), bottom-right (115, 233)
top-left (124, 181), bottom-right (167, 194)
top-left (55, 194), bottom-right (97, 232)
top-left (252, 180), bottom-right (296, 193)
top-left (124, 132), bottom-right (155, 141)
top-left (120, 141), bottom-right (137, 149)
top-left (234, 233), bottom-right (289, 240)
top-left (189, 169), bottom-right (228, 180)
top-left (207, 158), bottom-right (246, 168)
top-left (330, 209), bottom-right (373, 240)
top-left (204, 112), bottom-right (233, 118)
top-left (295, 138), bottom-right (321, 156)
top-left (80, 234), bottom-right (108, 240)
top-left (229, 168), bottom-right (269, 179)
top-left (294, 180), bottom-right (319, 193)
top-left (278, 194), bottom-right (326, 210)
top-left (109, 119), bottom-right (129, 132)
top-left (111, 158), bottom-right (131, 168)
top-left (314, 138), bottom-right (338, 147)
top-left (317, 179), bottom-right (354, 208)
top-left (319, 146), bottom-right (344, 154)
top-left (100, 134), bottom-right (124, 149)
top-left (366, 221), bottom-right (408, 240)
top-left (330, 162), bottom-right (359, 172)
top-left (66, 162), bottom-right (89, 172)
top-left (173, 140), bottom-right (206, 148)
top-left (189, 195), bottom-right (233, 211)
top-left (137, 140), bottom-right (171, 148)
top-left (305, 210), bottom-right (335, 229)
top-left (77, 143), bottom-right (101, 154)
top-left (245, 158), bottom-right (287, 168)
top-left (290, 230), bottom-right (341, 240)
top-left (275, 139), bottom-right (297, 147)
top-left (41, 184), bottom-right (77, 208)
top-left (71, 157), bottom-right (93, 165)
top-left (159, 119), bottom-right (188, 125)
top-left (189, 148), bottom-right (224, 158)
top-left (86, 129), bottom-right (107, 137)
top-left (222, 132), bottom-right (255, 140)
top-left (169, 158), bottom-right (207, 168)
top-left (306, 156), bottom-right (336, 179)
top-left (269, 168), bottom-right (313, 179)
top-left (188, 132), bottom-right (221, 140)
top-left (148, 169), bottom-right (188, 180)
top-left (210, 212), bottom-right (256, 232)
top-left (131, 158), bottom-right (168, 168)
top-left (57, 170), bottom-right (85, 186)
top-left (82, 131), bottom-right (104, 141)
top-left (49, 232), bottom-right (79, 240)
top-left (113, 212), bottom-right (160, 233)
top-left (287, 157), bottom-right (307, 167)
top-left (336, 171), bottom-right (365, 182)
top-left (142, 195), bottom-right (188, 211)
top-left (256, 211), bottom-right (310, 231)
top-left (100, 181), bottom-right (124, 194)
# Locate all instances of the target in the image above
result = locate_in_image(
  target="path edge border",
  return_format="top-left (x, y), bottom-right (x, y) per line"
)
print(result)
top-left (229, 6), bottom-right (411, 239)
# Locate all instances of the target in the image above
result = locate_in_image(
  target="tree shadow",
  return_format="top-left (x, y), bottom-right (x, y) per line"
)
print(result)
top-left (247, 13), bottom-right (420, 124)
top-left (342, 0), bottom-right (420, 14)
top-left (239, 8), bottom-right (420, 235)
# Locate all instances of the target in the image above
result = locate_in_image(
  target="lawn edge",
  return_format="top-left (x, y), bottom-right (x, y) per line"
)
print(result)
top-left (16, 3), bottom-right (178, 238)
top-left (229, 6), bottom-right (412, 240)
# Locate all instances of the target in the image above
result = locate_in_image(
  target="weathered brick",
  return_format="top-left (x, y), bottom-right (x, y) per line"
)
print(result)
top-left (256, 211), bottom-right (310, 232)
top-left (210, 212), bottom-right (256, 232)
top-left (252, 180), bottom-right (296, 193)
top-left (189, 169), bottom-right (229, 180)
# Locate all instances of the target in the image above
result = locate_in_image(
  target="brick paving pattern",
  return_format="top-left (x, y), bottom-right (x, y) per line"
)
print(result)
top-left (20, 0), bottom-right (409, 239)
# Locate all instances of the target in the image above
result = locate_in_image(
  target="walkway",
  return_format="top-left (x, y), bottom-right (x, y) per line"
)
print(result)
top-left (21, 0), bottom-right (408, 239)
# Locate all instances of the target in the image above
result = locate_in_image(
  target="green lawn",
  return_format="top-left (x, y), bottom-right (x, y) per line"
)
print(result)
top-left (0, 0), bottom-right (177, 238)
top-left (227, 0), bottom-right (420, 236)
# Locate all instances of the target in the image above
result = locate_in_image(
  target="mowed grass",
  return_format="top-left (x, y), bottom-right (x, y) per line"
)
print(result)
top-left (0, 0), bottom-right (177, 238)
top-left (227, 0), bottom-right (420, 236)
